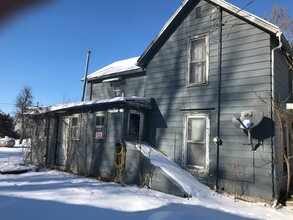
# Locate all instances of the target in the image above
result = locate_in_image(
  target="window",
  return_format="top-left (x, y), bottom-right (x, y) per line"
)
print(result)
top-left (184, 113), bottom-right (209, 169)
top-left (195, 6), bottom-right (201, 19)
top-left (35, 118), bottom-right (47, 137)
top-left (128, 111), bottom-right (144, 140)
top-left (188, 36), bottom-right (208, 85)
top-left (70, 116), bottom-right (80, 141)
top-left (95, 112), bottom-right (106, 139)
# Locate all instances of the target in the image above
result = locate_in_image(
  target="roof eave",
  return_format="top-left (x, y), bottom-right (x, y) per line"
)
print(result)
top-left (137, 0), bottom-right (199, 68)
top-left (86, 68), bottom-right (145, 82)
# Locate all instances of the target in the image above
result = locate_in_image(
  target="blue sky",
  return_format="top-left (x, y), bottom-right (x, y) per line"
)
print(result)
top-left (0, 0), bottom-right (292, 115)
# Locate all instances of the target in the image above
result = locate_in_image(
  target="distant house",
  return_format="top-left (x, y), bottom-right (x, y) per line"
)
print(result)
top-left (29, 0), bottom-right (293, 202)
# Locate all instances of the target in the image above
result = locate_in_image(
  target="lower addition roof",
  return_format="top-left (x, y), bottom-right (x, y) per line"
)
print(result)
top-left (26, 97), bottom-right (153, 115)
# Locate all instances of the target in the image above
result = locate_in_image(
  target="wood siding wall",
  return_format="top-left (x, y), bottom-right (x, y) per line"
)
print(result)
top-left (87, 73), bottom-right (146, 100)
top-left (145, 0), bottom-right (276, 200)
top-left (273, 44), bottom-right (292, 195)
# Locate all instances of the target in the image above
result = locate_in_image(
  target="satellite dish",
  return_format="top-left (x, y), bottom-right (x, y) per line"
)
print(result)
top-left (232, 109), bottom-right (263, 130)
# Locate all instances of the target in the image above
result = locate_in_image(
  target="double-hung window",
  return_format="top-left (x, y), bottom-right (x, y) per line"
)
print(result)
top-left (188, 36), bottom-right (208, 85)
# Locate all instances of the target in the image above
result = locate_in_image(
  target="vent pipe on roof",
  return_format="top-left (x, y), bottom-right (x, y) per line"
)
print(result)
top-left (81, 50), bottom-right (91, 102)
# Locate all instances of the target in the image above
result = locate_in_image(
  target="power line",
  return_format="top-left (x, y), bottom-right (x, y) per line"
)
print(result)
top-left (223, 0), bottom-right (257, 25)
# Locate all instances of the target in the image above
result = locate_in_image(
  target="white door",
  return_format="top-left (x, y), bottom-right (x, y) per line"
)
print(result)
top-left (57, 117), bottom-right (69, 166)
top-left (184, 113), bottom-right (209, 169)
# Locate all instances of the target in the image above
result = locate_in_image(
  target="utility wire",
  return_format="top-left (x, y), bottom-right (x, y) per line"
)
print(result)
top-left (223, 0), bottom-right (257, 25)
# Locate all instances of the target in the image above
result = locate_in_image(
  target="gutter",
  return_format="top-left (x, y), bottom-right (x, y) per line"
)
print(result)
top-left (271, 31), bottom-right (283, 207)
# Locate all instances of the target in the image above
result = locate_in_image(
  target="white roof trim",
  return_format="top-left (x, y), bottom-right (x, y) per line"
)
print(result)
top-left (211, 0), bottom-right (280, 34)
top-left (138, 0), bottom-right (289, 66)
top-left (102, 77), bottom-right (121, 83)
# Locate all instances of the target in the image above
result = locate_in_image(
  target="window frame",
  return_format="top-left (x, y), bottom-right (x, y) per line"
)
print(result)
top-left (94, 111), bottom-right (107, 140)
top-left (69, 115), bottom-right (80, 141)
top-left (183, 112), bottom-right (210, 170)
top-left (187, 35), bottom-right (209, 87)
top-left (127, 110), bottom-right (144, 140)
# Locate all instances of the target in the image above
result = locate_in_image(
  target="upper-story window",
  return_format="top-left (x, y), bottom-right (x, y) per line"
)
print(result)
top-left (188, 36), bottom-right (208, 86)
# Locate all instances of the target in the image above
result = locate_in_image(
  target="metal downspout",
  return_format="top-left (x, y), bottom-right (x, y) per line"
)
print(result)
top-left (271, 31), bottom-right (283, 207)
top-left (215, 6), bottom-right (223, 190)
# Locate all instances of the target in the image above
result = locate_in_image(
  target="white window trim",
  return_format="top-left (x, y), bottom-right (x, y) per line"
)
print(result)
top-left (182, 112), bottom-right (210, 171)
top-left (187, 34), bottom-right (209, 87)
top-left (127, 110), bottom-right (144, 139)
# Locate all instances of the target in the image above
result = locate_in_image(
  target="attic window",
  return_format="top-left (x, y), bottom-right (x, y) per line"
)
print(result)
top-left (195, 6), bottom-right (201, 19)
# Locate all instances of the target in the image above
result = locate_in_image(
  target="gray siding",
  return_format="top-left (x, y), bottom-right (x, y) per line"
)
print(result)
top-left (87, 73), bottom-right (146, 100)
top-left (91, 111), bottom-right (124, 177)
top-left (273, 42), bottom-right (292, 195)
top-left (145, 0), bottom-right (274, 200)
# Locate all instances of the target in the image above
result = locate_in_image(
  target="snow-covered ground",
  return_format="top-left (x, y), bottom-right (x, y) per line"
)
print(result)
top-left (0, 146), bottom-right (293, 220)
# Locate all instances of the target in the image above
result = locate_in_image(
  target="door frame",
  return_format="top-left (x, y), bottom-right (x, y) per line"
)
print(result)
top-left (183, 112), bottom-right (210, 170)
top-left (56, 116), bottom-right (69, 166)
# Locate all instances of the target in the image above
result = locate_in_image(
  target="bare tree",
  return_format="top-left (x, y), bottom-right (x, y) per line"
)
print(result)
top-left (265, 5), bottom-right (293, 45)
top-left (15, 86), bottom-right (33, 144)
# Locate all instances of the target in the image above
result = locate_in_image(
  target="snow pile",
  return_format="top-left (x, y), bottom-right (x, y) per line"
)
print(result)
top-left (87, 56), bottom-right (142, 80)
top-left (126, 142), bottom-right (212, 198)
top-left (0, 162), bottom-right (36, 174)
top-left (14, 138), bottom-right (31, 147)
top-left (0, 139), bottom-right (32, 174)
top-left (0, 136), bottom-right (15, 147)
top-left (0, 146), bottom-right (293, 220)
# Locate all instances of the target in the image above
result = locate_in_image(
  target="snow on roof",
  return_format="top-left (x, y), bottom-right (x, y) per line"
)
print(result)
top-left (87, 57), bottom-right (143, 81)
top-left (126, 141), bottom-right (213, 198)
top-left (27, 97), bottom-right (152, 115)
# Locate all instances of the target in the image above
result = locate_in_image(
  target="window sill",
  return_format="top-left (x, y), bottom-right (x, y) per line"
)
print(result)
top-left (186, 82), bottom-right (208, 88)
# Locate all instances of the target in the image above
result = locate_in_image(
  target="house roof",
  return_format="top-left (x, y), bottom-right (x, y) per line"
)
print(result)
top-left (137, 0), bottom-right (292, 68)
top-left (86, 56), bottom-right (143, 82)
top-left (26, 97), bottom-right (153, 115)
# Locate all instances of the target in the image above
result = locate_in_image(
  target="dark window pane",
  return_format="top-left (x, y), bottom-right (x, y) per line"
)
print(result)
top-left (71, 117), bottom-right (78, 127)
top-left (96, 116), bottom-right (105, 126)
top-left (129, 113), bottom-right (140, 137)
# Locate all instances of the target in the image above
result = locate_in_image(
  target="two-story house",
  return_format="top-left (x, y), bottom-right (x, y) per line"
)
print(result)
top-left (29, 0), bottom-right (293, 202)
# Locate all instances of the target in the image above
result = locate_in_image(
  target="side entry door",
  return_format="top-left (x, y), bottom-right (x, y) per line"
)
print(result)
top-left (184, 113), bottom-right (209, 170)
top-left (57, 116), bottom-right (69, 166)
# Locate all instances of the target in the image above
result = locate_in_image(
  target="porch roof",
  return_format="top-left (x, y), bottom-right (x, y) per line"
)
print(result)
top-left (26, 97), bottom-right (153, 115)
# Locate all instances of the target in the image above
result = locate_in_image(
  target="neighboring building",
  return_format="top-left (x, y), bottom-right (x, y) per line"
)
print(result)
top-left (29, 0), bottom-right (293, 202)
